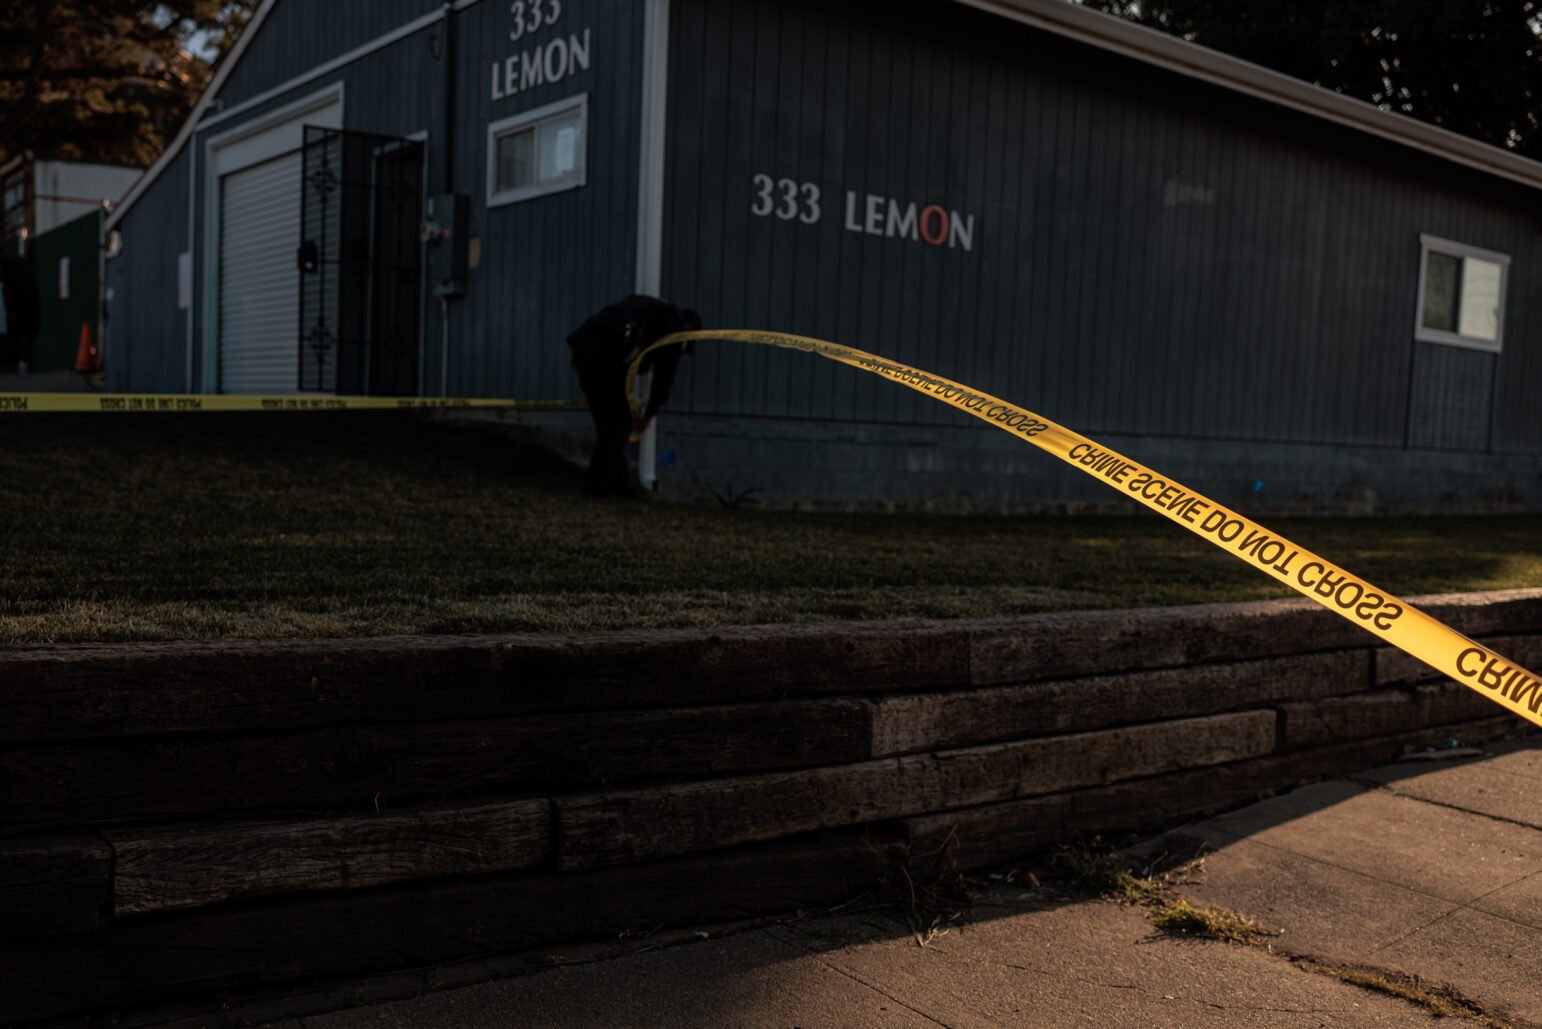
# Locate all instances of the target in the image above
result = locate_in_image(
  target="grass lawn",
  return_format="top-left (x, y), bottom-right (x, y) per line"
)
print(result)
top-left (0, 412), bottom-right (1538, 643)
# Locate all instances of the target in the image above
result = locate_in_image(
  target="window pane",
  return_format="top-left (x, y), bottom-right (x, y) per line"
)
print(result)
top-left (496, 129), bottom-right (535, 192)
top-left (1421, 251), bottom-right (1459, 333)
top-left (1458, 257), bottom-right (1502, 341)
top-left (537, 111), bottom-right (583, 183)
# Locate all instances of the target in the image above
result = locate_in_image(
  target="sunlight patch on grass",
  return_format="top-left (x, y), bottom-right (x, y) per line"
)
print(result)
top-left (3, 413), bottom-right (1540, 642)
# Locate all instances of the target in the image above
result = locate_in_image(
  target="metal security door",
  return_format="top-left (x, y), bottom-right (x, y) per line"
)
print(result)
top-left (368, 142), bottom-right (424, 395)
top-left (299, 127), bottom-right (423, 395)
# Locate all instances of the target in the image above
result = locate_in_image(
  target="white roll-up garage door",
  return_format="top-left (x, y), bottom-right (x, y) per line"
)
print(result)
top-left (218, 150), bottom-right (301, 393)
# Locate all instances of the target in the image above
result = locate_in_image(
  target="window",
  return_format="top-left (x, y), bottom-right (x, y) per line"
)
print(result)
top-left (1416, 234), bottom-right (1509, 352)
top-left (486, 94), bottom-right (587, 207)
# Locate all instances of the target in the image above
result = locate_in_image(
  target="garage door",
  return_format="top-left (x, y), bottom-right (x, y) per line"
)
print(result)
top-left (218, 150), bottom-right (301, 393)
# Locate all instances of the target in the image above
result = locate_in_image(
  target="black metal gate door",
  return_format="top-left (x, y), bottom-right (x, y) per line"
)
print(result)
top-left (299, 127), bottom-right (424, 395)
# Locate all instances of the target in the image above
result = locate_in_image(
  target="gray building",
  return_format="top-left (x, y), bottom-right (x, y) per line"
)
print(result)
top-left (106, 0), bottom-right (1542, 511)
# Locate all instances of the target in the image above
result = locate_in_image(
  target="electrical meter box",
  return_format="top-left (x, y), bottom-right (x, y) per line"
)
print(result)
top-left (424, 193), bottom-right (469, 298)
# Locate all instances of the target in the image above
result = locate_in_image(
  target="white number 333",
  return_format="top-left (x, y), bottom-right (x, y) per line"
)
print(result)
top-left (752, 174), bottom-right (820, 224)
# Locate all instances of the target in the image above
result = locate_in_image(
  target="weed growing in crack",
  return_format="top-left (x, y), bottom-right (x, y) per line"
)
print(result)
top-left (1048, 842), bottom-right (1278, 945)
top-left (890, 829), bottom-right (975, 947)
top-left (1150, 898), bottom-right (1274, 944)
top-left (1294, 959), bottom-right (1510, 1027)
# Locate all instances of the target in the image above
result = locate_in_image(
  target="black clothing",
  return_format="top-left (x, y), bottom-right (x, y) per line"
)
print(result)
top-left (0, 256), bottom-right (41, 363)
top-left (566, 295), bottom-right (691, 497)
top-left (573, 361), bottom-right (636, 497)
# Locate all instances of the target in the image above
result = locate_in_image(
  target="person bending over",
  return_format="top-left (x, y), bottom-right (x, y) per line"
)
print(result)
top-left (566, 295), bottom-right (700, 498)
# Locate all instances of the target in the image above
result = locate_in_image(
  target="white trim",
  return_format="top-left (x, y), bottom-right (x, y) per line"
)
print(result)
top-left (1416, 330), bottom-right (1505, 355)
top-left (1414, 233), bottom-right (1510, 354)
top-left (956, 0), bottom-right (1542, 195)
top-left (203, 82), bottom-right (346, 176)
top-left (200, 84), bottom-right (344, 393)
top-left (636, 0), bottom-right (670, 296)
top-left (1417, 233), bottom-right (1512, 269)
top-left (485, 94), bottom-right (590, 207)
top-left (636, 0), bottom-right (670, 490)
top-left (96, 206), bottom-right (107, 381)
top-left (184, 138), bottom-right (197, 390)
top-left (404, 129), bottom-right (431, 397)
top-left (111, 0), bottom-right (1542, 240)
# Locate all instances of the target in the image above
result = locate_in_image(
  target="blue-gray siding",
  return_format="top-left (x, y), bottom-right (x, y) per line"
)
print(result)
top-left (660, 0), bottom-right (1542, 458)
top-left (105, 0), bottom-right (1542, 510)
top-left (216, 0), bottom-right (445, 110)
top-left (451, 0), bottom-right (644, 400)
top-left (106, 147), bottom-right (190, 392)
top-left (110, 0), bottom-right (641, 401)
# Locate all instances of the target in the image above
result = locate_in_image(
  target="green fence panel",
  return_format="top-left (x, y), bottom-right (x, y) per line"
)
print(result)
top-left (30, 210), bottom-right (102, 372)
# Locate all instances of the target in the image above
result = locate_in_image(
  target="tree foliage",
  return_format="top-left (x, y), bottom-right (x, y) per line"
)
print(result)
top-left (1086, 0), bottom-right (1542, 158)
top-left (1, 0), bottom-right (260, 169)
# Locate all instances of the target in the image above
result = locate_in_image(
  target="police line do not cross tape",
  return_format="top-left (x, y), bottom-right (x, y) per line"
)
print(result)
top-left (0, 394), bottom-right (574, 413)
top-left (4, 335), bottom-right (1536, 730)
top-left (627, 329), bottom-right (1542, 732)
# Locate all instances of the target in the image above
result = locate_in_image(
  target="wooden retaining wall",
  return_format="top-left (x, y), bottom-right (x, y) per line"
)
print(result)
top-left (3, 591), bottom-right (1539, 1023)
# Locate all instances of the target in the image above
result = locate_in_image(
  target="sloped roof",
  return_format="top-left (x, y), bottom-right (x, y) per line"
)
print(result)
top-left (968, 0), bottom-right (1542, 192)
top-left (108, 0), bottom-right (1542, 231)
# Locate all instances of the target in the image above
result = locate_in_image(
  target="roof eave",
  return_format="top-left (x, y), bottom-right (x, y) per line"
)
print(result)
top-left (957, 0), bottom-right (1542, 194)
top-left (110, 0), bottom-right (1542, 234)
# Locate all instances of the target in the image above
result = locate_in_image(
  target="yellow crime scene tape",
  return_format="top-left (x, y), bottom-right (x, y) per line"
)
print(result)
top-left (0, 394), bottom-right (574, 413)
top-left (630, 329), bottom-right (1542, 731)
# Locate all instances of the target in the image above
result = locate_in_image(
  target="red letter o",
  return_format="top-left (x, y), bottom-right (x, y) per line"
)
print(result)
top-left (920, 205), bottom-right (948, 246)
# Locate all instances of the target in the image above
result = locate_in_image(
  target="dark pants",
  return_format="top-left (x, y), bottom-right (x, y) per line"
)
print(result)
top-left (575, 364), bottom-right (634, 497)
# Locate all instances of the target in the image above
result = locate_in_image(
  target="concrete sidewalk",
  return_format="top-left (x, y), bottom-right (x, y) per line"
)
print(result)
top-left (265, 737), bottom-right (1540, 1028)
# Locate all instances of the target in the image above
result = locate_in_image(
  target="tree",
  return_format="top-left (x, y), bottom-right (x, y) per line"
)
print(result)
top-left (1085, 0), bottom-right (1542, 159)
top-left (0, 0), bottom-right (260, 169)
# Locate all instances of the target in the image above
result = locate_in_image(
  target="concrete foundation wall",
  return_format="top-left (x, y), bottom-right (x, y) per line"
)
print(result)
top-left (652, 413), bottom-right (1542, 513)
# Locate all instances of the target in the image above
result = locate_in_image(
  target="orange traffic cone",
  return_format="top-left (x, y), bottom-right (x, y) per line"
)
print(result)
top-left (73, 321), bottom-right (100, 373)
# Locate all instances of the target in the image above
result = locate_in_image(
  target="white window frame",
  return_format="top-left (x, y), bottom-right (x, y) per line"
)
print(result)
top-left (486, 93), bottom-right (589, 208)
top-left (1414, 233), bottom-right (1510, 353)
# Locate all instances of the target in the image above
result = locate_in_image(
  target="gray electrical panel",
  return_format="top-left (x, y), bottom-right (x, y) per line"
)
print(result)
top-left (425, 192), bottom-right (468, 299)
